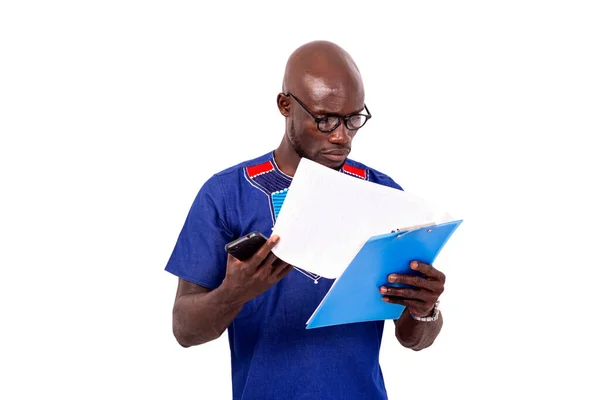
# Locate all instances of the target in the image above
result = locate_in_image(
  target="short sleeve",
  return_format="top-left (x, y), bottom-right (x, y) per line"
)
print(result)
top-left (379, 176), bottom-right (403, 191)
top-left (164, 175), bottom-right (234, 289)
top-left (369, 169), bottom-right (404, 191)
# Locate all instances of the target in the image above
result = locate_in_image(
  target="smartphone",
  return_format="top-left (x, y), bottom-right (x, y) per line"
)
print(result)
top-left (225, 231), bottom-right (268, 261)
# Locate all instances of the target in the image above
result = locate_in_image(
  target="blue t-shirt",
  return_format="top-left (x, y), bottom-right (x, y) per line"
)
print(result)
top-left (165, 151), bottom-right (403, 400)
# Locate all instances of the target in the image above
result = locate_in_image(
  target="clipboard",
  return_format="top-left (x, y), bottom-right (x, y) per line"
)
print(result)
top-left (306, 220), bottom-right (463, 329)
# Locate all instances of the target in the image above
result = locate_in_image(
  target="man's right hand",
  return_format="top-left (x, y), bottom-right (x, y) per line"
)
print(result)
top-left (221, 235), bottom-right (293, 304)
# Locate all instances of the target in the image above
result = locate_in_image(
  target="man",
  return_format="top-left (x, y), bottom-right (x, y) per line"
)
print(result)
top-left (165, 40), bottom-right (446, 400)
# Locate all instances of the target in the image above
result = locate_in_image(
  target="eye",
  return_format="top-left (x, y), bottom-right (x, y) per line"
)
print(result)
top-left (318, 116), bottom-right (340, 132)
top-left (347, 115), bottom-right (367, 129)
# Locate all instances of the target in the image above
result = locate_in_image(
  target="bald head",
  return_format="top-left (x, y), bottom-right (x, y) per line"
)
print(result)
top-left (282, 41), bottom-right (364, 110)
top-left (274, 41), bottom-right (368, 174)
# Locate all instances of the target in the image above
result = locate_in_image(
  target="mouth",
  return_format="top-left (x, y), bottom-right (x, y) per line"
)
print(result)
top-left (321, 150), bottom-right (349, 163)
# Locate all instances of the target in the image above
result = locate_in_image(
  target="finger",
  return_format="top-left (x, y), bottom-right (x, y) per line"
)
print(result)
top-left (382, 296), bottom-right (423, 309)
top-left (386, 274), bottom-right (442, 292)
top-left (409, 261), bottom-right (446, 283)
top-left (255, 252), bottom-right (279, 279)
top-left (227, 253), bottom-right (246, 269)
top-left (260, 252), bottom-right (279, 268)
top-left (247, 235), bottom-right (280, 269)
top-left (271, 257), bottom-right (285, 268)
top-left (382, 297), bottom-right (433, 317)
top-left (380, 286), bottom-right (431, 302)
top-left (271, 258), bottom-right (288, 274)
top-left (274, 263), bottom-right (294, 280)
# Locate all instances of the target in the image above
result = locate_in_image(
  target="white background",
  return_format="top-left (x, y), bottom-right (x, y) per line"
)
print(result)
top-left (1, 1), bottom-right (599, 399)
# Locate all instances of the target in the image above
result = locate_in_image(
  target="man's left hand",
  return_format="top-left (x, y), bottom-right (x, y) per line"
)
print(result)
top-left (380, 261), bottom-right (445, 318)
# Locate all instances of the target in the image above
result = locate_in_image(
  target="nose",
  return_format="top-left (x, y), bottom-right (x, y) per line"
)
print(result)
top-left (328, 122), bottom-right (352, 145)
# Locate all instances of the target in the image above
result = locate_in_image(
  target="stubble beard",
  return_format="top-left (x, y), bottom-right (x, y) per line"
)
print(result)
top-left (289, 120), bottom-right (308, 160)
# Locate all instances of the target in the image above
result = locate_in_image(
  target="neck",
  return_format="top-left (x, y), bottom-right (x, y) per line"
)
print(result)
top-left (273, 136), bottom-right (302, 177)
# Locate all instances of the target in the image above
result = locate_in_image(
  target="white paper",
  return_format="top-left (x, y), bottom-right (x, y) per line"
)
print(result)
top-left (271, 158), bottom-right (452, 278)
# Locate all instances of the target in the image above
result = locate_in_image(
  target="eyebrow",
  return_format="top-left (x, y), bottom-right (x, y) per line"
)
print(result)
top-left (312, 105), bottom-right (366, 117)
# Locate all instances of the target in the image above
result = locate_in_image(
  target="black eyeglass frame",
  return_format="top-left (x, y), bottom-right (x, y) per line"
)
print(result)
top-left (285, 93), bottom-right (372, 133)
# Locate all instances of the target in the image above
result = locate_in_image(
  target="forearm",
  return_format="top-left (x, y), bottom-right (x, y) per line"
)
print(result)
top-left (394, 309), bottom-right (443, 351)
top-left (173, 284), bottom-right (245, 347)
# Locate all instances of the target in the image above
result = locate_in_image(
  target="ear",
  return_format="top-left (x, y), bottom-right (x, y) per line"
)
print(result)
top-left (277, 93), bottom-right (291, 117)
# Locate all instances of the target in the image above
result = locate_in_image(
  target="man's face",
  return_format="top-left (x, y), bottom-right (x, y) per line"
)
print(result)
top-left (287, 88), bottom-right (366, 169)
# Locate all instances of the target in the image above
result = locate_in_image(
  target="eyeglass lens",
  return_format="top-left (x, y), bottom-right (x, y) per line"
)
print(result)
top-left (318, 115), bottom-right (368, 132)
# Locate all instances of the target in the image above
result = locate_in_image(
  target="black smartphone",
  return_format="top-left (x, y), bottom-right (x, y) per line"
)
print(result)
top-left (225, 231), bottom-right (268, 261)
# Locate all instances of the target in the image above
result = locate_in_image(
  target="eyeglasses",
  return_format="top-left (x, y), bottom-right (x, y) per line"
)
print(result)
top-left (285, 93), bottom-right (371, 133)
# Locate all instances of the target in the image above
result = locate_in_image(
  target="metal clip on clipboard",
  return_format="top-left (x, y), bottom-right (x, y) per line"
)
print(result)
top-left (391, 222), bottom-right (436, 237)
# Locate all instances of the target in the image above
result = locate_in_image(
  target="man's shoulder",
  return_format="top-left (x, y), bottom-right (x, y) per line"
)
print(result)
top-left (344, 157), bottom-right (403, 190)
top-left (193, 152), bottom-right (274, 206)
top-left (212, 151), bottom-right (274, 179)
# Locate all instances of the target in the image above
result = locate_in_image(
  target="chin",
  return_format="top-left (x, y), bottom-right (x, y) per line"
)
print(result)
top-left (317, 155), bottom-right (346, 170)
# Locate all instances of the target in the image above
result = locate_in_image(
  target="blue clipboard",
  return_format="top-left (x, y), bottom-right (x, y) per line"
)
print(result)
top-left (306, 220), bottom-right (463, 329)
